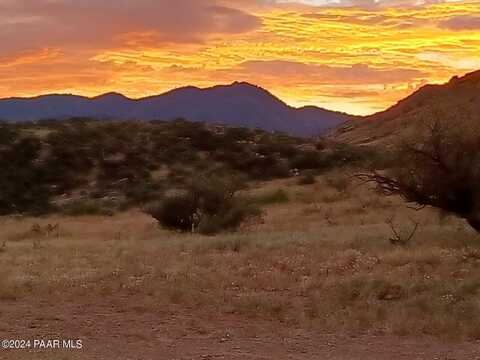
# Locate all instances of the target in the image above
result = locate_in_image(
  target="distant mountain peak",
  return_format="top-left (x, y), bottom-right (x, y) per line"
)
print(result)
top-left (223, 81), bottom-right (286, 104)
top-left (230, 81), bottom-right (258, 88)
top-left (202, 81), bottom-right (265, 93)
top-left (0, 82), bottom-right (352, 137)
top-left (174, 85), bottom-right (201, 92)
top-left (93, 92), bottom-right (130, 100)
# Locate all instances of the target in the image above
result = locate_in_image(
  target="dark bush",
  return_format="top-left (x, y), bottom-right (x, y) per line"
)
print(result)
top-left (298, 171), bottom-right (316, 185)
top-left (0, 123), bottom-right (18, 146)
top-left (163, 142), bottom-right (199, 163)
top-left (147, 176), bottom-right (260, 235)
top-left (224, 127), bottom-right (252, 142)
top-left (190, 127), bottom-right (223, 151)
top-left (198, 202), bottom-right (262, 235)
top-left (0, 137), bottom-right (54, 215)
top-left (148, 192), bottom-right (199, 232)
top-left (256, 134), bottom-right (299, 158)
top-left (290, 150), bottom-right (323, 170)
top-left (123, 180), bottom-right (162, 206)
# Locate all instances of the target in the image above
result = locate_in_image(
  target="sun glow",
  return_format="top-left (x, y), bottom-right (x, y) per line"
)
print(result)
top-left (1, 1), bottom-right (479, 114)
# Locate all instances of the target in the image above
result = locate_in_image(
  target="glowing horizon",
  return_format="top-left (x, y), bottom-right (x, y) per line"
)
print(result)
top-left (1, 0), bottom-right (479, 115)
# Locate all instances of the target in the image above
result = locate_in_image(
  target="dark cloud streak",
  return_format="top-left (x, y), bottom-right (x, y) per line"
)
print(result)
top-left (439, 15), bottom-right (480, 30)
top-left (235, 60), bottom-right (425, 84)
top-left (0, 0), bottom-right (261, 54)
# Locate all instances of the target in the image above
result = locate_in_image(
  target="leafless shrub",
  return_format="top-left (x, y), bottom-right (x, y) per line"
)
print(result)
top-left (386, 217), bottom-right (419, 246)
top-left (357, 116), bottom-right (480, 233)
top-left (29, 223), bottom-right (60, 238)
top-left (45, 223), bottom-right (60, 238)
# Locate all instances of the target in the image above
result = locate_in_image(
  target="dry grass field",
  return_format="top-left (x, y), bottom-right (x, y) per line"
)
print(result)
top-left (1, 170), bottom-right (480, 359)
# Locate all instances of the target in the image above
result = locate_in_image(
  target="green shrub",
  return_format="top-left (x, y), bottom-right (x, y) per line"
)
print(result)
top-left (146, 176), bottom-right (260, 235)
top-left (197, 202), bottom-right (262, 235)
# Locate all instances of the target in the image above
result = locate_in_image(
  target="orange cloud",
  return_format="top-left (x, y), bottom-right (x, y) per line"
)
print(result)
top-left (439, 15), bottom-right (480, 30)
top-left (0, 0), bottom-right (479, 115)
top-left (0, 48), bottom-right (63, 67)
top-left (235, 61), bottom-right (425, 84)
top-left (0, 0), bottom-right (261, 53)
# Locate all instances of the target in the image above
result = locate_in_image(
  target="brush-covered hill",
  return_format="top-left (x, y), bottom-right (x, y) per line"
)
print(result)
top-left (0, 82), bottom-right (353, 137)
top-left (331, 70), bottom-right (480, 145)
top-left (0, 119), bottom-right (371, 217)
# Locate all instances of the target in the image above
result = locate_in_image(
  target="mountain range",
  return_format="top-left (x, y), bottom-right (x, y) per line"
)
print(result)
top-left (0, 82), bottom-right (354, 137)
top-left (331, 69), bottom-right (480, 145)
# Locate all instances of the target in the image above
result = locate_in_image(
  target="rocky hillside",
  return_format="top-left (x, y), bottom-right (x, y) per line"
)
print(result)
top-left (331, 70), bottom-right (480, 145)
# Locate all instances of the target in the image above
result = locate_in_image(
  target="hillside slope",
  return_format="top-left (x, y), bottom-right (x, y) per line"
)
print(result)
top-left (0, 82), bottom-right (353, 137)
top-left (330, 70), bottom-right (480, 145)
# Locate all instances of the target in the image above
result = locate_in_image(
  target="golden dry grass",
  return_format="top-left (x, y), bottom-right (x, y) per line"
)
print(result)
top-left (1, 170), bottom-right (479, 340)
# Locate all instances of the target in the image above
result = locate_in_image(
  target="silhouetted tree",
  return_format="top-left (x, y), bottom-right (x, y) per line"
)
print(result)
top-left (357, 118), bottom-right (480, 232)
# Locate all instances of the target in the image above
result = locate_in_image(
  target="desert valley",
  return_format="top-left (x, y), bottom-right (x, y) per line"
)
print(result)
top-left (2, 0), bottom-right (480, 358)
top-left (0, 69), bottom-right (480, 359)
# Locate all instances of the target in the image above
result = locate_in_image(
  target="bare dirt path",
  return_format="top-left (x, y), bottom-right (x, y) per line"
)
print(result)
top-left (1, 297), bottom-right (479, 360)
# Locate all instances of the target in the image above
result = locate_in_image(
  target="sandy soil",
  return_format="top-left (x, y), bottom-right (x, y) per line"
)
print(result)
top-left (2, 297), bottom-right (479, 360)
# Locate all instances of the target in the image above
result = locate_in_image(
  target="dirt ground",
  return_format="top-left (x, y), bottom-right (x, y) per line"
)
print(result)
top-left (1, 296), bottom-right (479, 360)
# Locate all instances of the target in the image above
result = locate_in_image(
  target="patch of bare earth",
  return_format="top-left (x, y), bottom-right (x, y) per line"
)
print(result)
top-left (2, 298), bottom-right (480, 360)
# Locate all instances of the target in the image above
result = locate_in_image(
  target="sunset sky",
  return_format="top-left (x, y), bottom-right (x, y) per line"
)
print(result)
top-left (1, 0), bottom-right (479, 115)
